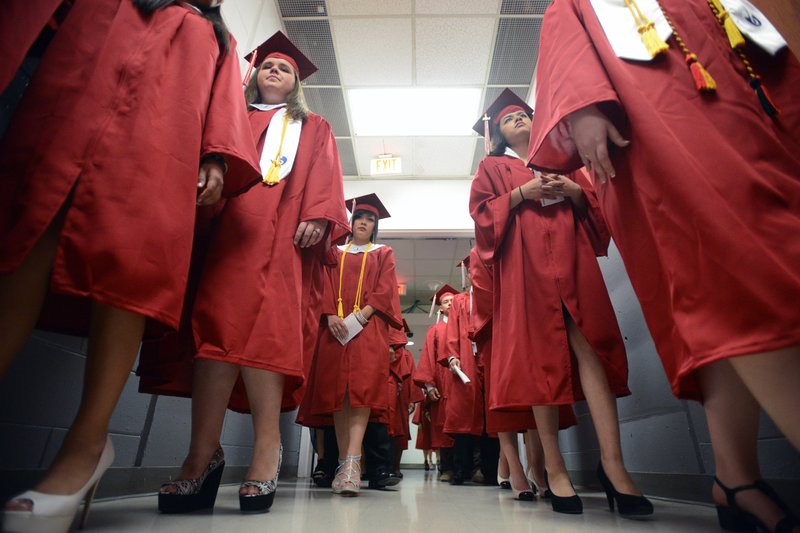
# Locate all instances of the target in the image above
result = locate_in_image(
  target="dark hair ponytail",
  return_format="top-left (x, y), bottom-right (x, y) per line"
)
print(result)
top-left (132, 0), bottom-right (230, 55)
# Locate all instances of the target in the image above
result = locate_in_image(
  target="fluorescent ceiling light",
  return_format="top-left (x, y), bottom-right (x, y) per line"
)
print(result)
top-left (348, 88), bottom-right (482, 136)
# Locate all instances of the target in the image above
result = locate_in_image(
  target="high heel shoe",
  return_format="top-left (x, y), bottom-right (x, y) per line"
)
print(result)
top-left (239, 444), bottom-right (282, 513)
top-left (3, 436), bottom-right (115, 533)
top-left (511, 475), bottom-right (536, 501)
top-left (597, 462), bottom-right (653, 517)
top-left (332, 456), bottom-right (361, 496)
top-left (158, 446), bottom-right (225, 513)
top-left (545, 470), bottom-right (583, 514)
top-left (715, 477), bottom-right (800, 532)
top-left (528, 466), bottom-right (551, 498)
top-left (497, 473), bottom-right (512, 490)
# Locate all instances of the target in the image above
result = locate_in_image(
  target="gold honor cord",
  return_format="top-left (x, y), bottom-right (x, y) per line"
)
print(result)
top-left (262, 112), bottom-right (290, 186)
top-left (337, 242), bottom-right (372, 319)
top-left (624, 0), bottom-right (669, 57)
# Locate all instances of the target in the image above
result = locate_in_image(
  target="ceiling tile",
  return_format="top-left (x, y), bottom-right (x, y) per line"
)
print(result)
top-left (415, 17), bottom-right (495, 85)
top-left (329, 0), bottom-right (413, 16)
top-left (332, 18), bottom-right (413, 86)
top-left (303, 87), bottom-right (350, 136)
top-left (384, 239), bottom-right (416, 258)
top-left (415, 239), bottom-right (457, 259)
top-left (416, 0), bottom-right (500, 15)
top-left (336, 138), bottom-right (359, 176)
top-left (412, 137), bottom-right (476, 176)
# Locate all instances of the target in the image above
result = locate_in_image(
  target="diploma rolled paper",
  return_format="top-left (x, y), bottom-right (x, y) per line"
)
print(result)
top-left (454, 366), bottom-right (471, 384)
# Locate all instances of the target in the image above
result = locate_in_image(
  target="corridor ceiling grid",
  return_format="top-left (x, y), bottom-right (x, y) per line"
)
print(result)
top-left (275, 0), bottom-right (550, 179)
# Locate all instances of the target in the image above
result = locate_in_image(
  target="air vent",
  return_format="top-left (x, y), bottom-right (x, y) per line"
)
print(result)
top-left (284, 20), bottom-right (341, 86)
top-left (277, 0), bottom-right (327, 18)
top-left (470, 139), bottom-right (485, 175)
top-left (488, 18), bottom-right (543, 85)
top-left (500, 0), bottom-right (552, 15)
top-left (303, 87), bottom-right (351, 137)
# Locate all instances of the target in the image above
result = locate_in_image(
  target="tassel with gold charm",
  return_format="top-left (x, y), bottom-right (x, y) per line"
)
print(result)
top-left (685, 53), bottom-right (717, 91)
top-left (625, 0), bottom-right (669, 58)
top-left (707, 0), bottom-right (745, 49)
top-left (262, 112), bottom-right (290, 187)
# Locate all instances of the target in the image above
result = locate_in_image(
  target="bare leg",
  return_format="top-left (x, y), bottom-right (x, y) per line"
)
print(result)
top-left (498, 432), bottom-right (528, 492)
top-left (567, 318), bottom-right (640, 495)
top-left (532, 405), bottom-right (575, 497)
top-left (729, 346), bottom-right (800, 452)
top-left (498, 443), bottom-right (510, 479)
top-left (239, 367), bottom-right (284, 494)
top-left (7, 302), bottom-right (145, 510)
top-left (525, 429), bottom-right (547, 489)
top-left (159, 358), bottom-right (239, 494)
top-left (699, 361), bottom-right (798, 532)
top-left (0, 214), bottom-right (64, 377)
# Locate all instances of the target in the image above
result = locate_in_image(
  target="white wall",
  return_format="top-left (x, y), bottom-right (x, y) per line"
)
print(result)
top-left (221, 0), bottom-right (283, 76)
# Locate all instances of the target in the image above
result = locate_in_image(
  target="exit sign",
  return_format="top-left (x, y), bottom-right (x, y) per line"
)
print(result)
top-left (370, 157), bottom-right (402, 176)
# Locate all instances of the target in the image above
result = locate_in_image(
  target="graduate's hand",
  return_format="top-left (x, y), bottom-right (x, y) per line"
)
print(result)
top-left (361, 305), bottom-right (375, 321)
top-left (427, 387), bottom-right (441, 402)
top-left (408, 403), bottom-right (415, 414)
top-left (389, 347), bottom-right (396, 363)
top-left (327, 314), bottom-right (348, 340)
top-left (295, 218), bottom-right (329, 248)
top-left (448, 358), bottom-right (462, 374)
top-left (567, 104), bottom-right (629, 183)
top-left (541, 174), bottom-right (582, 201)
top-left (520, 176), bottom-right (545, 201)
top-left (197, 161), bottom-right (225, 205)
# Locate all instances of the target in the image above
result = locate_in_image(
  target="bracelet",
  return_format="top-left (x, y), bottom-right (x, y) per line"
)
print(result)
top-left (518, 186), bottom-right (525, 202)
top-left (355, 309), bottom-right (369, 325)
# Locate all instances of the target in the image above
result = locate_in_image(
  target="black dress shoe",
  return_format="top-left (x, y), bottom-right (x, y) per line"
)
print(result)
top-left (451, 471), bottom-right (465, 486)
top-left (368, 471), bottom-right (401, 489)
top-left (545, 470), bottom-right (582, 514)
top-left (597, 463), bottom-right (653, 517)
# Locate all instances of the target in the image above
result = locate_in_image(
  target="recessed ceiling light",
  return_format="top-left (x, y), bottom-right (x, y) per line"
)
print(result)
top-left (347, 88), bottom-right (482, 136)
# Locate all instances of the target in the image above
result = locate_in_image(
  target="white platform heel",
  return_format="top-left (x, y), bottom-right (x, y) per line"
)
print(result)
top-left (3, 436), bottom-right (115, 533)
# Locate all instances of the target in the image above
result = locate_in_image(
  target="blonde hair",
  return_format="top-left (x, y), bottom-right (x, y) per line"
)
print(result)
top-left (244, 63), bottom-right (309, 121)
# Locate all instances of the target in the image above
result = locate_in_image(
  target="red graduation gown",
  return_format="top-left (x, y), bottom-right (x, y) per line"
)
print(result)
top-left (528, 0), bottom-right (800, 401)
top-left (438, 291), bottom-right (484, 436)
top-left (470, 155), bottom-right (630, 410)
top-left (137, 110), bottom-right (348, 412)
top-left (0, 0), bottom-right (63, 93)
top-left (303, 244), bottom-right (403, 415)
top-left (412, 320), bottom-right (455, 448)
top-left (0, 0), bottom-right (260, 330)
top-left (388, 347), bottom-right (419, 446)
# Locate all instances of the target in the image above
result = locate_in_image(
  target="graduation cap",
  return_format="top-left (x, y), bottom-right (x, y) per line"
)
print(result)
top-left (472, 88), bottom-right (534, 154)
top-left (344, 193), bottom-right (391, 220)
top-left (243, 31), bottom-right (318, 85)
top-left (456, 253), bottom-right (471, 290)
top-left (428, 284), bottom-right (458, 318)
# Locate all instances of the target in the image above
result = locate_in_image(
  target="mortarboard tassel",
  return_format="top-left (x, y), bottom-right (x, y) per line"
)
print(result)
top-left (461, 263), bottom-right (466, 291)
top-left (429, 294), bottom-right (437, 318)
top-left (243, 51), bottom-right (258, 87)
top-left (482, 114), bottom-right (491, 155)
top-left (749, 76), bottom-right (780, 117)
top-left (436, 310), bottom-right (441, 324)
top-left (708, 0), bottom-right (745, 49)
top-left (685, 53), bottom-right (717, 91)
top-left (625, 0), bottom-right (669, 58)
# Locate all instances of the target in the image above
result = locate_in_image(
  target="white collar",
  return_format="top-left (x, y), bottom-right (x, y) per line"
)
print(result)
top-left (505, 147), bottom-right (522, 160)
top-left (250, 103), bottom-right (287, 111)
top-left (338, 242), bottom-right (385, 254)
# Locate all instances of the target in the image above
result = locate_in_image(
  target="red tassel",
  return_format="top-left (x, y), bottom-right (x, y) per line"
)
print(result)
top-left (685, 53), bottom-right (716, 91)
top-left (749, 76), bottom-right (780, 117)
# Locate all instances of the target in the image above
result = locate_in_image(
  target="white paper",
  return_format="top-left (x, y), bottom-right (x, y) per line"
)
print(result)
top-left (541, 196), bottom-right (565, 207)
top-left (454, 366), bottom-right (471, 384)
top-left (589, 0), bottom-right (672, 61)
top-left (336, 313), bottom-right (364, 345)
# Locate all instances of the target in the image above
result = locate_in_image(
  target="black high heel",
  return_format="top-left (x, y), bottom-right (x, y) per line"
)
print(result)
top-left (545, 470), bottom-right (583, 514)
top-left (597, 462), bottom-right (653, 517)
top-left (715, 477), bottom-right (800, 533)
top-left (239, 444), bottom-right (282, 513)
top-left (159, 447), bottom-right (225, 513)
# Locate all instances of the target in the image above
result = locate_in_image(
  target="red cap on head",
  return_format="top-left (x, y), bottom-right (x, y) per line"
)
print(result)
top-left (344, 193), bottom-right (391, 220)
top-left (429, 284), bottom-right (459, 303)
top-left (471, 88), bottom-right (533, 137)
top-left (244, 31), bottom-right (318, 83)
